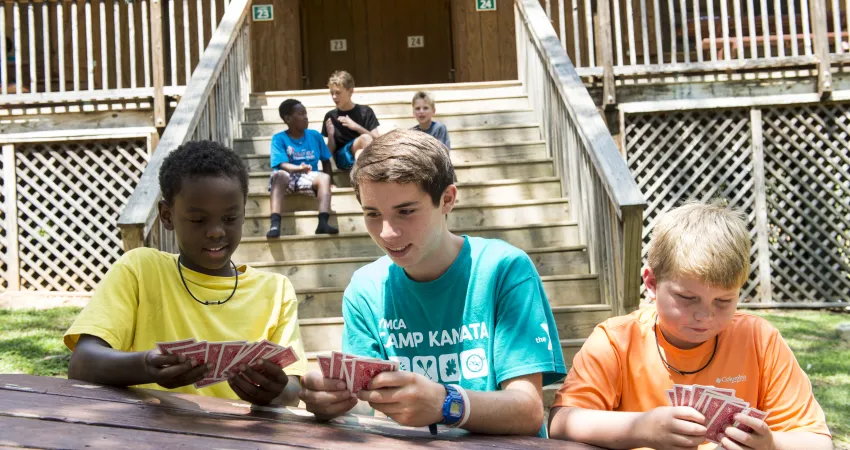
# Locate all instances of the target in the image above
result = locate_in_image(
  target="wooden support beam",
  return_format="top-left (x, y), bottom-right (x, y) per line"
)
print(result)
top-left (620, 205), bottom-right (644, 315)
top-left (597, 0), bottom-right (616, 106)
top-left (811, 0), bottom-right (833, 97)
top-left (150, 0), bottom-right (166, 128)
top-left (750, 108), bottom-right (773, 304)
top-left (2, 144), bottom-right (20, 291)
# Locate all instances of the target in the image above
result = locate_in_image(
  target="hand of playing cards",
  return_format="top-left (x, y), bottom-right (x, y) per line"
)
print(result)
top-left (157, 338), bottom-right (299, 389)
top-left (317, 351), bottom-right (399, 394)
top-left (667, 384), bottom-right (769, 445)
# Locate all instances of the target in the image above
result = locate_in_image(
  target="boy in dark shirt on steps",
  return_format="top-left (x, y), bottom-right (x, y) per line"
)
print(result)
top-left (321, 71), bottom-right (380, 171)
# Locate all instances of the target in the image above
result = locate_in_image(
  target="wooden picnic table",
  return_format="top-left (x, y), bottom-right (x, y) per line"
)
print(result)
top-left (0, 374), bottom-right (601, 449)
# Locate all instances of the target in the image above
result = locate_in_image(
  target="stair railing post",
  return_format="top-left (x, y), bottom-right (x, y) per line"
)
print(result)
top-left (597, 0), bottom-right (617, 106)
top-left (811, 0), bottom-right (833, 98)
top-left (150, 0), bottom-right (166, 128)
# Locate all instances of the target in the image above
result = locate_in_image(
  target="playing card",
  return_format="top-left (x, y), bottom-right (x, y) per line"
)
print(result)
top-left (343, 358), bottom-right (356, 391)
top-left (318, 355), bottom-right (332, 378)
top-left (181, 349), bottom-right (207, 366)
top-left (330, 352), bottom-right (347, 380)
top-left (205, 343), bottom-right (224, 377)
top-left (674, 384), bottom-right (686, 406)
top-left (223, 340), bottom-right (277, 376)
top-left (214, 342), bottom-right (247, 379)
top-left (349, 359), bottom-right (399, 393)
top-left (193, 377), bottom-right (226, 389)
top-left (169, 341), bottom-right (208, 355)
top-left (730, 407), bottom-right (768, 434)
top-left (156, 338), bottom-right (197, 355)
top-left (665, 389), bottom-right (676, 406)
top-left (681, 386), bottom-right (693, 407)
top-left (266, 346), bottom-right (299, 369)
top-left (706, 401), bottom-right (749, 443)
top-left (250, 345), bottom-right (283, 366)
top-left (698, 394), bottom-right (728, 426)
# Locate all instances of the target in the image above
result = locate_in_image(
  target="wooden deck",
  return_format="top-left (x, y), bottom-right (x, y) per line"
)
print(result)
top-left (0, 374), bottom-right (599, 449)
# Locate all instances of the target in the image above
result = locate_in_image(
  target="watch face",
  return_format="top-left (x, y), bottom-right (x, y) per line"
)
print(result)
top-left (449, 402), bottom-right (462, 416)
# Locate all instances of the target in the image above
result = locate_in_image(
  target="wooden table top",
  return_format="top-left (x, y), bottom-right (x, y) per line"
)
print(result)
top-left (0, 374), bottom-right (600, 449)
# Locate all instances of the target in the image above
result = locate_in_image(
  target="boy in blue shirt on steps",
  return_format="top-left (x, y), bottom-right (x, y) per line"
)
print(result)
top-left (298, 129), bottom-right (566, 437)
top-left (267, 99), bottom-right (338, 237)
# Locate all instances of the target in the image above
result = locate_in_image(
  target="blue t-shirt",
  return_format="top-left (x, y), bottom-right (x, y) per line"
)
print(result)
top-left (270, 129), bottom-right (332, 172)
top-left (342, 236), bottom-right (567, 438)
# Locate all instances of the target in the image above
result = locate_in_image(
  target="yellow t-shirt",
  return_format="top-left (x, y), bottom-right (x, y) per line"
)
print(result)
top-left (64, 248), bottom-right (308, 399)
top-left (553, 306), bottom-right (831, 450)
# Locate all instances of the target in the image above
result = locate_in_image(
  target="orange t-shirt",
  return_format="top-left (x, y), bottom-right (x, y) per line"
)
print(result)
top-left (553, 306), bottom-right (831, 449)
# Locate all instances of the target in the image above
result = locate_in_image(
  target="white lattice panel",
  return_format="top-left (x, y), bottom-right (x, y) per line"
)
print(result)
top-left (761, 104), bottom-right (850, 303)
top-left (14, 140), bottom-right (149, 291)
top-left (624, 109), bottom-right (763, 302)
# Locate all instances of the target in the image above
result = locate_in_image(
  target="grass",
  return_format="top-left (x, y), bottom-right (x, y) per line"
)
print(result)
top-left (0, 307), bottom-right (847, 446)
top-left (0, 307), bottom-right (80, 376)
top-left (749, 310), bottom-right (850, 449)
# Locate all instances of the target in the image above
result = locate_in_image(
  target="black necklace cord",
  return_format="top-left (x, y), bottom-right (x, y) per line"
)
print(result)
top-left (177, 256), bottom-right (239, 306)
top-left (654, 315), bottom-right (718, 376)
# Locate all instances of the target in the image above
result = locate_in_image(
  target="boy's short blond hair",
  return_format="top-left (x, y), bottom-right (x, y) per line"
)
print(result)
top-left (412, 91), bottom-right (435, 108)
top-left (328, 70), bottom-right (355, 90)
top-left (647, 201), bottom-right (750, 289)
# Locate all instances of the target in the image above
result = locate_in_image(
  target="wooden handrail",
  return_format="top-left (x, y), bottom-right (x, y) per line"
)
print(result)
top-left (516, 0), bottom-right (645, 216)
top-left (117, 0), bottom-right (252, 250)
top-left (516, 0), bottom-right (647, 314)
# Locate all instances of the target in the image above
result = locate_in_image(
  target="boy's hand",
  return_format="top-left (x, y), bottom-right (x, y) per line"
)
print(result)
top-left (337, 116), bottom-right (363, 132)
top-left (143, 350), bottom-right (211, 389)
top-left (719, 414), bottom-right (776, 450)
top-left (635, 406), bottom-right (707, 450)
top-left (357, 371), bottom-right (445, 428)
top-left (227, 359), bottom-right (290, 406)
top-left (299, 163), bottom-right (311, 173)
top-left (325, 118), bottom-right (335, 136)
top-left (299, 371), bottom-right (358, 420)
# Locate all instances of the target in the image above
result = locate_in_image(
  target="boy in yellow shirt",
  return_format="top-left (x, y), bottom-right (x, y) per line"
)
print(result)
top-left (65, 140), bottom-right (308, 406)
top-left (548, 202), bottom-right (832, 450)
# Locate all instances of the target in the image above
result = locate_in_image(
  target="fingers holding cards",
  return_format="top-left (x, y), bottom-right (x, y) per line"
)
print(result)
top-left (154, 339), bottom-right (300, 390)
top-left (667, 383), bottom-right (769, 446)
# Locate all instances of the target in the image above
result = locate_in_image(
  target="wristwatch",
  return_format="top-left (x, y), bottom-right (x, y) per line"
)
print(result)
top-left (439, 384), bottom-right (465, 426)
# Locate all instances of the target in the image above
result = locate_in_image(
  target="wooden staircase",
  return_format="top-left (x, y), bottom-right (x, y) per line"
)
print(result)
top-left (230, 81), bottom-right (614, 394)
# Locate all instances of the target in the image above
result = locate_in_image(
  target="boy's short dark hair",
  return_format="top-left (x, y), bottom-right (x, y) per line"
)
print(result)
top-left (159, 140), bottom-right (249, 204)
top-left (278, 99), bottom-right (301, 120)
top-left (350, 129), bottom-right (454, 206)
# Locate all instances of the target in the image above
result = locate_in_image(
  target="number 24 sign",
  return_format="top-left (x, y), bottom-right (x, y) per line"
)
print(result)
top-left (476, 0), bottom-right (496, 11)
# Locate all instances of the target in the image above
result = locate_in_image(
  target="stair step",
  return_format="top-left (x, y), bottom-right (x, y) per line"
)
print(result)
top-left (236, 139), bottom-right (548, 164)
top-left (234, 124), bottom-right (542, 148)
top-left (244, 178), bottom-right (563, 212)
top-left (301, 337), bottom-right (587, 376)
top-left (241, 110), bottom-right (535, 137)
top-left (294, 274), bottom-right (601, 319)
top-left (233, 222), bottom-right (580, 262)
top-left (246, 96), bottom-right (531, 121)
top-left (242, 198), bottom-right (571, 237)
top-left (298, 305), bottom-right (610, 354)
top-left (247, 159), bottom-right (555, 190)
top-left (249, 81), bottom-right (524, 107)
top-left (247, 245), bottom-right (590, 290)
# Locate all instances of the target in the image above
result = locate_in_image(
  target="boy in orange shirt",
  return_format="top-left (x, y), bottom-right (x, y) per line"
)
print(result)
top-left (548, 202), bottom-right (832, 450)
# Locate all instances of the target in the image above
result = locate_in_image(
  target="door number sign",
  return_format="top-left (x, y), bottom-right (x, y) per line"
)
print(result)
top-left (407, 36), bottom-right (424, 48)
top-left (252, 5), bottom-right (273, 21)
top-left (330, 39), bottom-right (348, 52)
top-left (476, 0), bottom-right (496, 11)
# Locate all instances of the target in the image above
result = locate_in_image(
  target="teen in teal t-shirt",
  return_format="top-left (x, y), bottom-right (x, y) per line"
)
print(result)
top-left (342, 236), bottom-right (567, 437)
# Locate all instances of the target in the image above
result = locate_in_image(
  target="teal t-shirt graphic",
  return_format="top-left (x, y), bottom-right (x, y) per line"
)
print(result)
top-left (342, 236), bottom-right (567, 438)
